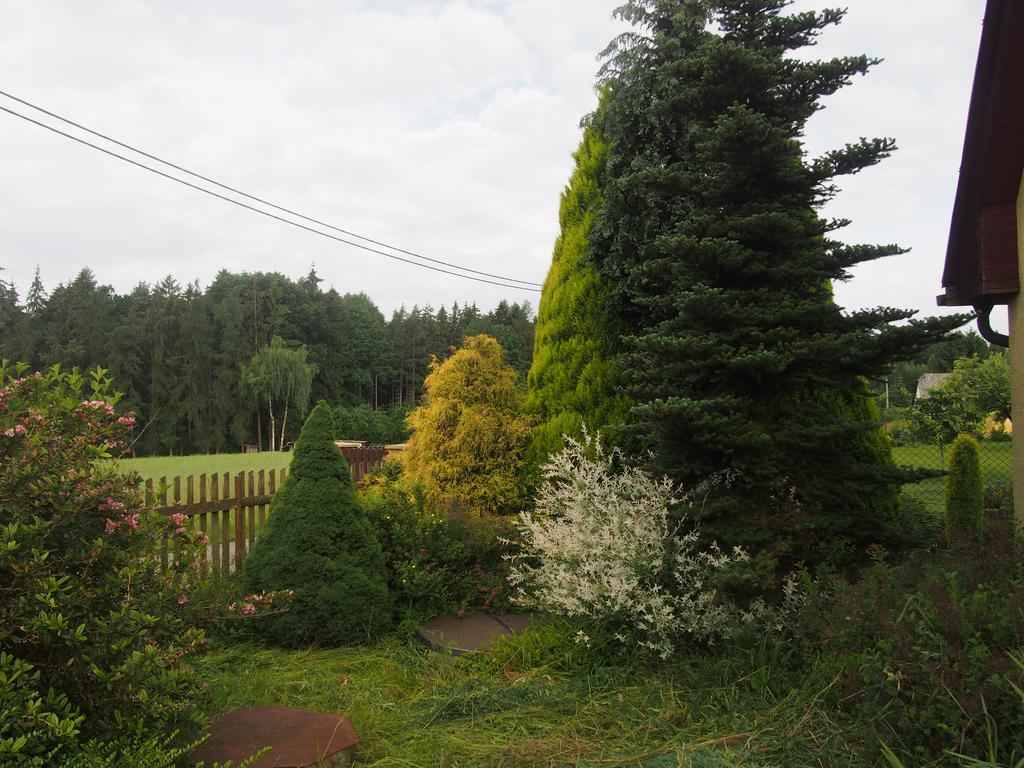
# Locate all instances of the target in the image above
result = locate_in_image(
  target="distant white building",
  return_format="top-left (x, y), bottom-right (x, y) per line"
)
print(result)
top-left (915, 373), bottom-right (952, 400)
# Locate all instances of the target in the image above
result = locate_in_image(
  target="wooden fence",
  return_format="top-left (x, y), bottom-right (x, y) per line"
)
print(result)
top-left (150, 469), bottom-right (286, 576)
top-left (152, 446), bottom-right (388, 576)
top-left (341, 446), bottom-right (388, 483)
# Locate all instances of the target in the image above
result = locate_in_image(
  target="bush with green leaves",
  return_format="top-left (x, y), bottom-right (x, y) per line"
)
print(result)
top-left (361, 476), bottom-right (517, 627)
top-left (245, 401), bottom-right (392, 645)
top-left (801, 524), bottom-right (1024, 765)
top-left (946, 434), bottom-right (985, 542)
top-left (0, 364), bottom-right (206, 766)
top-left (334, 403), bottom-right (408, 445)
top-left (54, 732), bottom-right (266, 768)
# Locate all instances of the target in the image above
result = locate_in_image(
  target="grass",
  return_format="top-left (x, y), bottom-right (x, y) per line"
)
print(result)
top-left (194, 630), bottom-right (868, 767)
top-left (115, 451), bottom-right (292, 483)
top-left (893, 440), bottom-right (1012, 516)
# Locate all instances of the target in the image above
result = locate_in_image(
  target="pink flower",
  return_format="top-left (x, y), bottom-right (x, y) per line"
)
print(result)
top-left (176, 595), bottom-right (188, 605)
top-left (117, 415), bottom-right (136, 427)
top-left (104, 518), bottom-right (119, 533)
top-left (196, 533), bottom-right (210, 545)
top-left (242, 603), bottom-right (256, 615)
top-left (123, 513), bottom-right (140, 531)
top-left (169, 513), bottom-right (187, 526)
top-left (2, 428), bottom-right (14, 438)
top-left (227, 603), bottom-right (236, 612)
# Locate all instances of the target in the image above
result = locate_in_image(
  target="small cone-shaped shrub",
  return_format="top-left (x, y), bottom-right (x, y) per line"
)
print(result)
top-left (944, 433), bottom-right (984, 542)
top-left (245, 401), bottom-right (391, 645)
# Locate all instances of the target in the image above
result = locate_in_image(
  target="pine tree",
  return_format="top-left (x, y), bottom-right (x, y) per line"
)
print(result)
top-left (245, 401), bottom-right (391, 645)
top-left (26, 266), bottom-right (46, 316)
top-left (526, 111), bottom-right (628, 467)
top-left (0, 266), bottom-right (21, 353)
top-left (591, 0), bottom-right (967, 574)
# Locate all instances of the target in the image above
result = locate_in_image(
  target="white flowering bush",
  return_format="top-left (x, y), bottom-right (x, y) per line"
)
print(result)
top-left (508, 433), bottom-right (770, 659)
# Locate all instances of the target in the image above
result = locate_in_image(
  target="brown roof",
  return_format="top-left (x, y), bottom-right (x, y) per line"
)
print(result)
top-left (940, 0), bottom-right (1024, 308)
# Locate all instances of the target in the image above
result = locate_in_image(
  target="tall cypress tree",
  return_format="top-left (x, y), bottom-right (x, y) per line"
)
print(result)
top-left (591, 0), bottom-right (966, 574)
top-left (526, 107), bottom-right (628, 466)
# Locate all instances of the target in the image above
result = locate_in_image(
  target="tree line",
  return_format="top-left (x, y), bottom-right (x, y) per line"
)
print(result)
top-left (0, 265), bottom-right (534, 455)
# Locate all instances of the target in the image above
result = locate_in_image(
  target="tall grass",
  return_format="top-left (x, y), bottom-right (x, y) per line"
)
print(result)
top-left (195, 632), bottom-right (868, 767)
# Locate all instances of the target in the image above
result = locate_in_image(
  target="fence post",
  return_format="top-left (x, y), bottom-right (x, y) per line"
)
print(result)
top-left (234, 472), bottom-right (245, 573)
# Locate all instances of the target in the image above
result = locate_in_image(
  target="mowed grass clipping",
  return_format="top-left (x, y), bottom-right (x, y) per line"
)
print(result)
top-left (893, 440), bottom-right (1012, 516)
top-left (115, 451), bottom-right (292, 483)
top-left (195, 632), bottom-right (868, 768)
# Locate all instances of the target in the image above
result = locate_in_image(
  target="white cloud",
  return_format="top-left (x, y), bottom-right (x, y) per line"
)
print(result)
top-left (0, 0), bottom-right (989, 330)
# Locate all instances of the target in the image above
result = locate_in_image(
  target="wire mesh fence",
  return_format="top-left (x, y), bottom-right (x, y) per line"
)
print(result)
top-left (892, 437), bottom-right (1013, 518)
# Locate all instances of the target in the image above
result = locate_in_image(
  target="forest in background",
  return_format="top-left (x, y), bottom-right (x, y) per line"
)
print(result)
top-left (0, 265), bottom-right (535, 455)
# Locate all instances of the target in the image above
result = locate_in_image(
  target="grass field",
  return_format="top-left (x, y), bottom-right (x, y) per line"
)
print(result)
top-left (893, 440), bottom-right (1012, 516)
top-left (196, 635), bottom-right (866, 767)
top-left (115, 451), bottom-right (293, 483)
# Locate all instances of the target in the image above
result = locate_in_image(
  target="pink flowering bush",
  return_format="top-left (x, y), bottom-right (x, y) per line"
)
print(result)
top-left (0, 364), bottom-right (207, 765)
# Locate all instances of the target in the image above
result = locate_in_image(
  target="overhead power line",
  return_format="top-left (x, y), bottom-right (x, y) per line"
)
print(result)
top-left (0, 90), bottom-right (543, 292)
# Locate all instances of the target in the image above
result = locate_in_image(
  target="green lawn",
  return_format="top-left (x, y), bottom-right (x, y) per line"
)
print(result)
top-left (892, 440), bottom-right (1012, 516)
top-left (114, 451), bottom-right (292, 484)
top-left (195, 636), bottom-right (866, 767)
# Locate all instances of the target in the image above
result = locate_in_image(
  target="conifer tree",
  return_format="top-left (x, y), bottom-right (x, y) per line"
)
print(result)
top-left (404, 334), bottom-right (534, 513)
top-left (591, 0), bottom-right (966, 573)
top-left (26, 266), bottom-right (46, 316)
top-left (526, 106), bottom-right (628, 467)
top-left (245, 401), bottom-right (391, 645)
top-left (945, 434), bottom-right (984, 542)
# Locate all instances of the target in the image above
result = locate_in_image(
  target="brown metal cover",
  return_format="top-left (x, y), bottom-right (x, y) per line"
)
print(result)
top-left (192, 706), bottom-right (358, 768)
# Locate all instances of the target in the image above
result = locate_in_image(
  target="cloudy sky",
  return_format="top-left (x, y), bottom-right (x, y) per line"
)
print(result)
top-left (0, 0), bottom-right (991, 327)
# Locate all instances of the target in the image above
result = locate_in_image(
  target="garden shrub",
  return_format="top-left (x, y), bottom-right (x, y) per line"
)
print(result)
top-left (801, 524), bottom-right (1024, 765)
top-left (946, 433), bottom-right (984, 541)
top-left (0, 364), bottom-right (206, 766)
top-left (403, 334), bottom-right (535, 514)
top-left (361, 477), bottom-right (516, 627)
top-left (245, 401), bottom-right (392, 646)
top-left (184, 575), bottom-right (294, 645)
top-left (508, 433), bottom-right (776, 660)
top-left (984, 482), bottom-right (1013, 520)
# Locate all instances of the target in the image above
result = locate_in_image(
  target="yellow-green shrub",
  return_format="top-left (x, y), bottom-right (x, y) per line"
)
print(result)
top-left (403, 335), bottom-right (534, 513)
top-left (945, 433), bottom-right (984, 542)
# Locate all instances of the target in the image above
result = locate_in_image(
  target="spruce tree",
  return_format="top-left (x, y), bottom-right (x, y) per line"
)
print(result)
top-left (26, 266), bottom-right (46, 316)
top-left (526, 105), bottom-right (629, 467)
top-left (245, 401), bottom-right (391, 646)
top-left (590, 0), bottom-right (966, 574)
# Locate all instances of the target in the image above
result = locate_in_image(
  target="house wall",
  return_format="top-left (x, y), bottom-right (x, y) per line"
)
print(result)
top-left (1012, 171), bottom-right (1024, 523)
